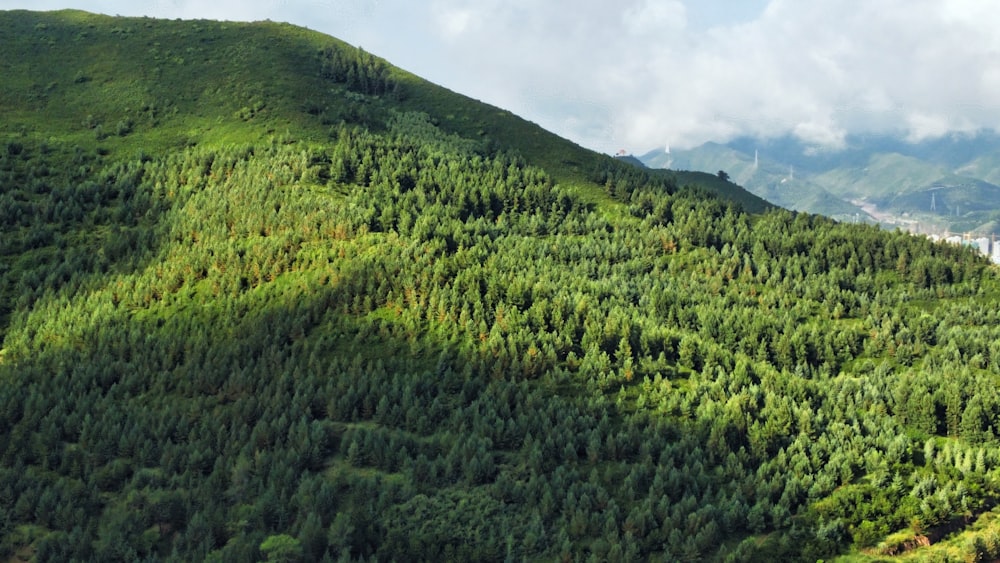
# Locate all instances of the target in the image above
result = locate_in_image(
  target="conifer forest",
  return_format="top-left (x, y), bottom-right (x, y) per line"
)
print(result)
top-left (3, 9), bottom-right (1000, 562)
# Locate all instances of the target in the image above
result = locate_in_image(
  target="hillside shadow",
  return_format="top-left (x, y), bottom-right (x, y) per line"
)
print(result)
top-left (0, 243), bottom-right (709, 561)
top-left (0, 141), bottom-right (174, 347)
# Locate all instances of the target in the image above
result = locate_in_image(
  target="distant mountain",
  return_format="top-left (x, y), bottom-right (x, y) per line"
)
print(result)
top-left (611, 154), bottom-right (646, 168)
top-left (641, 131), bottom-right (1000, 233)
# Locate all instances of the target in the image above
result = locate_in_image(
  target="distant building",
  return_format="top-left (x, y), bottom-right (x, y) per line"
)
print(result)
top-left (973, 237), bottom-right (991, 257)
top-left (923, 232), bottom-right (1000, 264)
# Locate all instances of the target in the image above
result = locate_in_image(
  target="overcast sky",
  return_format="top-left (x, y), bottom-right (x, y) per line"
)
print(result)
top-left (4, 0), bottom-right (1000, 153)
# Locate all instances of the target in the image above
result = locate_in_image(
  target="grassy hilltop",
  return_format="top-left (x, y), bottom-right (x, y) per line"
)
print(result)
top-left (0, 9), bottom-right (768, 207)
top-left (3, 9), bottom-right (1000, 562)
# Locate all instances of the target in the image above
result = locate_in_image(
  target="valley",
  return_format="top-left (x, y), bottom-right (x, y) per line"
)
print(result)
top-left (640, 132), bottom-right (1000, 238)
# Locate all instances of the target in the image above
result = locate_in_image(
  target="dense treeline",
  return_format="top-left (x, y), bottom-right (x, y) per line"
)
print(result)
top-left (318, 45), bottom-right (402, 99)
top-left (3, 104), bottom-right (1000, 562)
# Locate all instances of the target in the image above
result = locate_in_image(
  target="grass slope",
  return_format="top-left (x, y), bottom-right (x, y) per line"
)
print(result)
top-left (615, 151), bottom-right (773, 214)
top-left (670, 170), bottom-right (774, 213)
top-left (0, 9), bottom-right (766, 211)
top-left (642, 144), bottom-right (861, 220)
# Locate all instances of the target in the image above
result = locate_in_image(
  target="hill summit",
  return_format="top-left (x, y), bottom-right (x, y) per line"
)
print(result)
top-left (2, 10), bottom-right (1000, 563)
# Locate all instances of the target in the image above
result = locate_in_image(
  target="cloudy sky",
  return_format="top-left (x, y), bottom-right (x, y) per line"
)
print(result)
top-left (4, 0), bottom-right (1000, 153)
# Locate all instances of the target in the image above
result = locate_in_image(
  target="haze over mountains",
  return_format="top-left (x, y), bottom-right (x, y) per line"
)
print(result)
top-left (641, 131), bottom-right (1000, 235)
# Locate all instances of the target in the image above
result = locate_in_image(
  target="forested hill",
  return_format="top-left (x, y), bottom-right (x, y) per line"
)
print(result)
top-left (0, 8), bottom-right (767, 212)
top-left (3, 9), bottom-right (1000, 563)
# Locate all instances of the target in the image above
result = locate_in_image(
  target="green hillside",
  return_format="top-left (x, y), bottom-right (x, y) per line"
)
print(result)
top-left (814, 153), bottom-right (945, 201)
top-left (957, 149), bottom-right (1000, 186)
top-left (643, 143), bottom-right (866, 221)
top-left (645, 136), bottom-right (1000, 234)
top-left (614, 152), bottom-right (774, 213)
top-left (4, 9), bottom-right (1000, 563)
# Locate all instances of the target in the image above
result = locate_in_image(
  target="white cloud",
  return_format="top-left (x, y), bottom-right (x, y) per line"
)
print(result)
top-left (435, 8), bottom-right (475, 38)
top-left (623, 0), bottom-right (686, 35)
top-left (604, 0), bottom-right (1000, 151)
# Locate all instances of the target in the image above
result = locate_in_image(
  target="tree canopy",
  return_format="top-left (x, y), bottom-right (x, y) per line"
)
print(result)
top-left (1, 9), bottom-right (1000, 563)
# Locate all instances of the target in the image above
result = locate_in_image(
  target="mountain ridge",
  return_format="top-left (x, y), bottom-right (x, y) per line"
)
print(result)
top-left (641, 131), bottom-right (1000, 233)
top-left (0, 8), bottom-right (768, 214)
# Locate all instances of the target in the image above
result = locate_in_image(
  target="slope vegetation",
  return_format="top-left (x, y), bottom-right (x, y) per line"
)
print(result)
top-left (3, 10), bottom-right (1000, 563)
